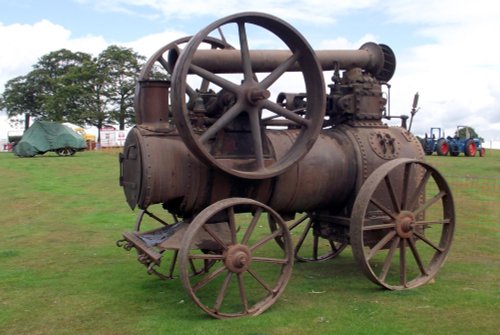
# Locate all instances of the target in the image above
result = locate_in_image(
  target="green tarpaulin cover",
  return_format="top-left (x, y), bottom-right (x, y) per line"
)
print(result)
top-left (14, 121), bottom-right (86, 157)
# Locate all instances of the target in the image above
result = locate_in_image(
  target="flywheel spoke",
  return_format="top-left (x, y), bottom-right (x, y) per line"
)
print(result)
top-left (237, 21), bottom-right (253, 81)
top-left (248, 109), bottom-right (265, 170)
top-left (260, 52), bottom-right (300, 89)
top-left (199, 103), bottom-right (243, 144)
top-left (262, 99), bottom-right (311, 127)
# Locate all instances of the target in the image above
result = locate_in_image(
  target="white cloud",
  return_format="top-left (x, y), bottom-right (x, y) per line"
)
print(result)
top-left (123, 29), bottom-right (187, 59)
top-left (378, 1), bottom-right (500, 141)
top-left (80, 0), bottom-right (378, 24)
top-left (318, 34), bottom-right (378, 49)
top-left (0, 20), bottom-right (107, 93)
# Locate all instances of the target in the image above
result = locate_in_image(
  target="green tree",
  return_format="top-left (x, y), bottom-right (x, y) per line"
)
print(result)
top-left (98, 45), bottom-right (145, 130)
top-left (78, 58), bottom-right (112, 144)
top-left (1, 46), bottom-right (146, 142)
top-left (0, 73), bottom-right (42, 130)
top-left (32, 49), bottom-right (94, 123)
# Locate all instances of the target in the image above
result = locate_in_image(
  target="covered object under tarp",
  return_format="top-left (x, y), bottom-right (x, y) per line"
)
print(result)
top-left (14, 121), bottom-right (87, 157)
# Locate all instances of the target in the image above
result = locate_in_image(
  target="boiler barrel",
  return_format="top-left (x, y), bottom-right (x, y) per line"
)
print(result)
top-left (120, 128), bottom-right (357, 215)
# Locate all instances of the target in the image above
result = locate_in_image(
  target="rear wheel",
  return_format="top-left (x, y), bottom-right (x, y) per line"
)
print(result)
top-left (436, 139), bottom-right (449, 156)
top-left (56, 148), bottom-right (75, 156)
top-left (350, 158), bottom-right (455, 290)
top-left (464, 139), bottom-right (477, 157)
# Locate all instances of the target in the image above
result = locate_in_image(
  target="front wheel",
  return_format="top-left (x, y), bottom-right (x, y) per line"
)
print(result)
top-left (179, 198), bottom-right (293, 318)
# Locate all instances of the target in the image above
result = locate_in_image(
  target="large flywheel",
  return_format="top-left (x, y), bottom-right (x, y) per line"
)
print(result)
top-left (170, 12), bottom-right (326, 179)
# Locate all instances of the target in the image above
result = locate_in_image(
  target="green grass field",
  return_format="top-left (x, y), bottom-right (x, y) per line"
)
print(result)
top-left (1, 149), bottom-right (499, 334)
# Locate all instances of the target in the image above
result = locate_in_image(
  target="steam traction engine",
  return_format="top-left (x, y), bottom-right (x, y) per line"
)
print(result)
top-left (117, 12), bottom-right (455, 318)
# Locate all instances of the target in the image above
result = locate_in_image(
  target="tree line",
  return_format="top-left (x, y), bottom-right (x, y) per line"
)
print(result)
top-left (0, 46), bottom-right (145, 141)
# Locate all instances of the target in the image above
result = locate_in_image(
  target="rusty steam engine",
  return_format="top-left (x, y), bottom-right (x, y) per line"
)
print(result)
top-left (117, 12), bottom-right (455, 318)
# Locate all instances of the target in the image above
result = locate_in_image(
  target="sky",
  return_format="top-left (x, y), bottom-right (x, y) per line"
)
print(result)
top-left (1, 0), bottom-right (499, 147)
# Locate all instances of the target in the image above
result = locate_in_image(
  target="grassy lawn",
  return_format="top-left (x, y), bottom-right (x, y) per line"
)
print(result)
top-left (0, 149), bottom-right (499, 334)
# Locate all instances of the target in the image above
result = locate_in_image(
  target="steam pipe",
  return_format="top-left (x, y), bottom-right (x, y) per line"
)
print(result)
top-left (168, 42), bottom-right (396, 81)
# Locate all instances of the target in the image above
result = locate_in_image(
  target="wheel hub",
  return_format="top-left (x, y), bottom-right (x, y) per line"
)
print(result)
top-left (395, 211), bottom-right (415, 238)
top-left (224, 244), bottom-right (252, 273)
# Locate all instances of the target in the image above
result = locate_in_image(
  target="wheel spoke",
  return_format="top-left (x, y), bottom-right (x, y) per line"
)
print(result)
top-left (199, 102), bottom-right (243, 143)
top-left (362, 222), bottom-right (396, 231)
top-left (408, 238), bottom-right (428, 275)
top-left (189, 253), bottom-right (225, 261)
top-left (367, 230), bottom-right (397, 261)
top-left (260, 52), bottom-right (300, 89)
top-left (192, 265), bottom-right (227, 292)
top-left (144, 209), bottom-right (170, 226)
top-left (378, 236), bottom-right (399, 282)
top-left (202, 224), bottom-right (229, 251)
top-left (288, 213), bottom-right (309, 231)
top-left (252, 256), bottom-right (289, 264)
top-left (312, 234), bottom-right (319, 260)
top-left (214, 272), bottom-right (233, 312)
top-left (401, 162), bottom-right (412, 209)
top-left (414, 218), bottom-right (451, 226)
top-left (237, 273), bottom-right (249, 314)
top-left (413, 190), bottom-right (446, 217)
top-left (248, 108), bottom-right (265, 170)
top-left (413, 231), bottom-right (445, 252)
top-left (250, 229), bottom-right (283, 252)
top-left (329, 240), bottom-right (339, 252)
top-left (407, 170), bottom-right (432, 211)
top-left (369, 198), bottom-right (398, 220)
top-left (227, 206), bottom-right (237, 244)
top-left (261, 99), bottom-right (311, 127)
top-left (247, 268), bottom-right (274, 294)
top-left (384, 175), bottom-right (401, 213)
top-left (168, 250), bottom-right (178, 278)
top-left (400, 238), bottom-right (407, 287)
top-left (294, 219), bottom-right (313, 254)
top-left (237, 21), bottom-right (253, 81)
top-left (241, 208), bottom-right (263, 245)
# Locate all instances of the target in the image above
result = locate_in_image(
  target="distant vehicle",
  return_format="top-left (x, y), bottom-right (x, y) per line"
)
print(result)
top-left (420, 127), bottom-right (449, 156)
top-left (447, 126), bottom-right (485, 157)
top-left (13, 121), bottom-right (87, 157)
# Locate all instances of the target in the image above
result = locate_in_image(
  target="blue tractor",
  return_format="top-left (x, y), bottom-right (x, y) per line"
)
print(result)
top-left (447, 126), bottom-right (485, 157)
top-left (420, 127), bottom-right (449, 156)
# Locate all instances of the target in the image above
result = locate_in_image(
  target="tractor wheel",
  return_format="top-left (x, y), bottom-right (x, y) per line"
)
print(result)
top-left (436, 139), bottom-right (449, 156)
top-left (480, 148), bottom-right (486, 157)
top-left (464, 139), bottom-right (477, 157)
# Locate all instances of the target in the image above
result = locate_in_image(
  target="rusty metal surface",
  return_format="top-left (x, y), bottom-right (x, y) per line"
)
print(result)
top-left (117, 11), bottom-right (454, 319)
